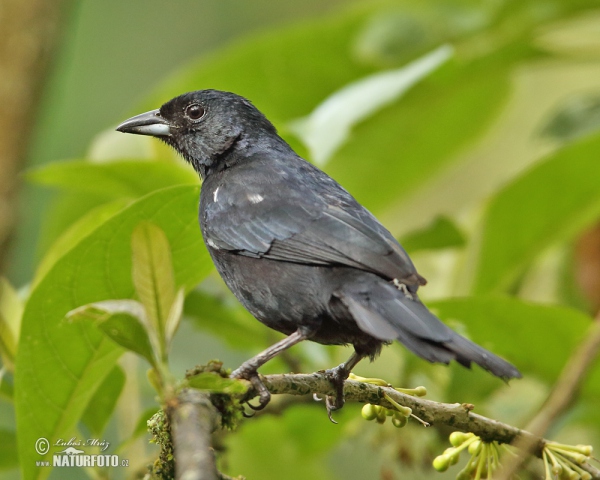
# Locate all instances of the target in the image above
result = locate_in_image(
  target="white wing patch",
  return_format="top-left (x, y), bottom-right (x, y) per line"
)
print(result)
top-left (213, 187), bottom-right (220, 202)
top-left (207, 238), bottom-right (220, 250)
top-left (248, 193), bottom-right (264, 204)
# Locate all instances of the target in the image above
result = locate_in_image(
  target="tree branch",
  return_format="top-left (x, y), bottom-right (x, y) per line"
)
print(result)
top-left (259, 373), bottom-right (539, 445)
top-left (168, 389), bottom-right (218, 480)
top-left (152, 367), bottom-right (598, 478)
top-left (239, 372), bottom-right (600, 479)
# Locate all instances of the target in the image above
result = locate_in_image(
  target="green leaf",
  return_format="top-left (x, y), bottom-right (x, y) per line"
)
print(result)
top-left (116, 406), bottom-right (160, 453)
top-left (131, 221), bottom-right (177, 359)
top-left (0, 278), bottom-right (23, 370)
top-left (470, 133), bottom-right (600, 294)
top-left (81, 366), bottom-right (126, 437)
top-left (429, 296), bottom-right (597, 395)
top-left (0, 368), bottom-right (13, 401)
top-left (142, 8), bottom-right (376, 124)
top-left (144, 6), bottom-right (542, 221)
top-left (225, 404), bottom-right (351, 480)
top-left (325, 49), bottom-right (518, 215)
top-left (15, 185), bottom-right (211, 480)
top-left (289, 44), bottom-right (453, 164)
top-left (31, 159), bottom-right (198, 258)
top-left (184, 289), bottom-right (266, 350)
top-left (541, 94), bottom-right (600, 142)
top-left (67, 300), bottom-right (156, 366)
top-left (0, 428), bottom-right (18, 470)
top-left (400, 216), bottom-right (466, 253)
top-left (33, 199), bottom-right (129, 288)
top-left (27, 158), bottom-right (198, 198)
top-left (165, 288), bottom-right (185, 348)
top-left (132, 407), bottom-right (159, 440)
top-left (187, 372), bottom-right (248, 395)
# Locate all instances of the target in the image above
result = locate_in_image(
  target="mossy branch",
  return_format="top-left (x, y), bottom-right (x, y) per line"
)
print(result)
top-left (148, 371), bottom-right (599, 479)
top-left (243, 372), bottom-right (600, 479)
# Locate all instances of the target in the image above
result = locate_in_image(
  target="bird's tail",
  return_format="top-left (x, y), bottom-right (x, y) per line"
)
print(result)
top-left (337, 277), bottom-right (521, 380)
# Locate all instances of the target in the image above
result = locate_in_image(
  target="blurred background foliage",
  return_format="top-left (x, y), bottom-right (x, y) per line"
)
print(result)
top-left (2, 0), bottom-right (600, 479)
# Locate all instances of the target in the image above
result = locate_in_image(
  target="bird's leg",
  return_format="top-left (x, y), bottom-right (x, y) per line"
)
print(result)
top-left (322, 350), bottom-right (365, 422)
top-left (231, 329), bottom-right (308, 410)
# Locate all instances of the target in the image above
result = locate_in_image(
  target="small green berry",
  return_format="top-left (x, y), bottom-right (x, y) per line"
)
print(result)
top-left (361, 404), bottom-right (378, 421)
top-left (456, 470), bottom-right (472, 480)
top-left (432, 454), bottom-right (450, 472)
top-left (449, 431), bottom-right (469, 447)
top-left (376, 407), bottom-right (387, 424)
top-left (551, 464), bottom-right (562, 476)
top-left (392, 414), bottom-right (407, 428)
top-left (468, 439), bottom-right (481, 455)
top-left (397, 405), bottom-right (412, 417)
top-left (577, 445), bottom-right (593, 456)
top-left (413, 386), bottom-right (427, 396)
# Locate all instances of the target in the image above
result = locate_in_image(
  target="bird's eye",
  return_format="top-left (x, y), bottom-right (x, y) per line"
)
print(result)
top-left (185, 104), bottom-right (205, 121)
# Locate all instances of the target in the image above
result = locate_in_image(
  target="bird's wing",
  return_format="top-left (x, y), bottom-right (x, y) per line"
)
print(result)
top-left (202, 159), bottom-right (423, 285)
top-left (266, 204), bottom-right (421, 283)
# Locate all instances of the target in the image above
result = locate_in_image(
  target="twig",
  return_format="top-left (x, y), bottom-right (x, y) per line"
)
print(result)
top-left (239, 372), bottom-right (600, 479)
top-left (259, 373), bottom-right (542, 446)
top-left (496, 316), bottom-right (600, 480)
top-left (168, 389), bottom-right (218, 480)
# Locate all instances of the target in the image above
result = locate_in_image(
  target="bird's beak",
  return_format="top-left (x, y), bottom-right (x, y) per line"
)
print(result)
top-left (116, 109), bottom-right (171, 137)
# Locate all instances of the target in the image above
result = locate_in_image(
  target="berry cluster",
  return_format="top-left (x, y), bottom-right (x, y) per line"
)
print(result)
top-left (433, 432), bottom-right (505, 479)
top-left (542, 442), bottom-right (594, 480)
top-left (351, 373), bottom-right (427, 428)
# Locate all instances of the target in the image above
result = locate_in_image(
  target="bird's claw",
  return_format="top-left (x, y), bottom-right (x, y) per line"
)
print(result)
top-left (231, 368), bottom-right (271, 411)
top-left (325, 397), bottom-right (339, 424)
top-left (320, 365), bottom-right (349, 423)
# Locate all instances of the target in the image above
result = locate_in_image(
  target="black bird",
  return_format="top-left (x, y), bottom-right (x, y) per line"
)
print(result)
top-left (117, 90), bottom-right (521, 415)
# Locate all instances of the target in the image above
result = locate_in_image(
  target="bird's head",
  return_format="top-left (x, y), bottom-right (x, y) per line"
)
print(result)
top-left (116, 90), bottom-right (279, 178)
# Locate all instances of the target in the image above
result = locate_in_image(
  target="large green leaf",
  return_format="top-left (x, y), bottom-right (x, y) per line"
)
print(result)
top-left (15, 185), bottom-right (210, 480)
top-left (0, 428), bottom-right (18, 470)
top-left (31, 159), bottom-right (198, 258)
top-left (289, 44), bottom-right (453, 164)
top-left (325, 48), bottom-right (522, 214)
top-left (0, 278), bottom-right (22, 370)
top-left (142, 5), bottom-right (545, 220)
top-left (184, 289), bottom-right (266, 350)
top-left (225, 404), bottom-right (353, 480)
top-left (33, 199), bottom-right (129, 288)
top-left (131, 221), bottom-right (177, 359)
top-left (430, 296), bottom-right (599, 398)
top-left (399, 216), bottom-right (466, 253)
top-left (27, 158), bottom-right (198, 198)
top-left (470, 133), bottom-right (600, 294)
top-left (81, 365), bottom-right (126, 437)
top-left (142, 7), bottom-right (377, 123)
top-left (68, 300), bottom-right (156, 367)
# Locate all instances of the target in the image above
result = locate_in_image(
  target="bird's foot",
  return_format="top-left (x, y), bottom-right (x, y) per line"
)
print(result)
top-left (230, 366), bottom-right (271, 411)
top-left (321, 364), bottom-right (351, 423)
